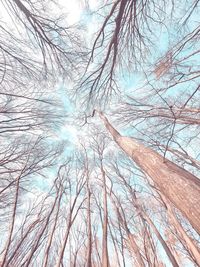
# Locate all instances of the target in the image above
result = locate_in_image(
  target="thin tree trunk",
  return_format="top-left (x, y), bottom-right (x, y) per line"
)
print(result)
top-left (5, 218), bottom-right (40, 267)
top-left (101, 164), bottom-right (109, 267)
top-left (22, 189), bottom-right (60, 267)
top-left (55, 212), bottom-right (74, 267)
top-left (108, 222), bottom-right (121, 267)
top-left (141, 211), bottom-right (179, 267)
top-left (161, 195), bottom-right (200, 266)
top-left (1, 173), bottom-right (21, 267)
top-left (109, 194), bottom-right (146, 267)
top-left (116, 170), bottom-right (179, 267)
top-left (127, 231), bottom-right (146, 267)
top-left (96, 111), bottom-right (200, 234)
top-left (42, 190), bottom-right (62, 267)
top-left (86, 176), bottom-right (92, 267)
top-left (55, 193), bottom-right (86, 267)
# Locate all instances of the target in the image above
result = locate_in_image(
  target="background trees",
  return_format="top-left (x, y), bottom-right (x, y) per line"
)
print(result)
top-left (0, 0), bottom-right (200, 266)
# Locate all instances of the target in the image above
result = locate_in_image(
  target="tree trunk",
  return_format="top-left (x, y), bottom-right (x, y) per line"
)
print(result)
top-left (109, 194), bottom-right (146, 267)
top-left (96, 111), bottom-right (200, 234)
top-left (101, 164), bottom-right (109, 267)
top-left (161, 195), bottom-right (200, 266)
top-left (2, 173), bottom-right (22, 267)
top-left (55, 218), bottom-right (72, 267)
top-left (86, 176), bottom-right (92, 267)
top-left (43, 191), bottom-right (62, 267)
top-left (141, 211), bottom-right (179, 267)
top-left (127, 232), bottom-right (146, 267)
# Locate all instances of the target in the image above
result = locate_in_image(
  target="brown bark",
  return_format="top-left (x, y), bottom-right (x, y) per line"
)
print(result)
top-left (127, 232), bottom-right (146, 267)
top-left (86, 176), bottom-right (92, 267)
top-left (101, 164), bottom-right (109, 267)
top-left (109, 194), bottom-right (145, 267)
top-left (1, 169), bottom-right (25, 267)
top-left (55, 178), bottom-right (86, 267)
top-left (114, 166), bottom-right (179, 267)
top-left (121, 175), bottom-right (179, 267)
top-left (5, 218), bottom-right (40, 267)
top-left (96, 111), bottom-right (200, 234)
top-left (21, 189), bottom-right (60, 267)
top-left (42, 190), bottom-right (62, 267)
top-left (55, 219), bottom-right (72, 267)
top-left (141, 211), bottom-right (179, 267)
top-left (161, 195), bottom-right (200, 266)
top-left (108, 222), bottom-right (121, 267)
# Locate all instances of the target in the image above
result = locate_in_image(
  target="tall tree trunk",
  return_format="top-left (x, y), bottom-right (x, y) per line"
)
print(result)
top-left (96, 111), bottom-right (200, 234)
top-left (109, 194), bottom-right (146, 267)
top-left (101, 163), bottom-right (109, 267)
top-left (141, 211), bottom-right (179, 267)
top-left (1, 173), bottom-right (22, 267)
top-left (21, 189), bottom-right (60, 267)
top-left (43, 190), bottom-right (62, 267)
top-left (117, 171), bottom-right (179, 267)
top-left (55, 218), bottom-right (72, 267)
top-left (86, 176), bottom-right (92, 267)
top-left (108, 222), bottom-right (121, 267)
top-left (126, 232), bottom-right (146, 267)
top-left (6, 217), bottom-right (40, 266)
top-left (160, 194), bottom-right (200, 266)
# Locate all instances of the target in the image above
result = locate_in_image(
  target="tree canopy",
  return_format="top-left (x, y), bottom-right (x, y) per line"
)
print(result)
top-left (0, 1), bottom-right (199, 266)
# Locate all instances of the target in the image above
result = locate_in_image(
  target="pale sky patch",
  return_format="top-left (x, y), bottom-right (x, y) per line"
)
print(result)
top-left (58, 0), bottom-right (82, 24)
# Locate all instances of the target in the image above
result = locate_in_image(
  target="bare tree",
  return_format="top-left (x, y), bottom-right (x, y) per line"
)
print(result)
top-left (95, 110), bottom-right (200, 234)
top-left (1, 0), bottom-right (200, 266)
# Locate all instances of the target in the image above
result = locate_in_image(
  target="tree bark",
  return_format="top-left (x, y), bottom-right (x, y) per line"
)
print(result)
top-left (141, 211), bottom-right (179, 267)
top-left (101, 164), bottom-right (109, 267)
top-left (86, 176), bottom-right (92, 267)
top-left (1, 173), bottom-right (22, 267)
top-left (43, 191), bottom-right (62, 267)
top-left (161, 195), bottom-right (200, 266)
top-left (96, 111), bottom-right (200, 234)
top-left (109, 194), bottom-right (146, 267)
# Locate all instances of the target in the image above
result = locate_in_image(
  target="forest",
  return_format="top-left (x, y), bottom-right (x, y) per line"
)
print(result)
top-left (0, 0), bottom-right (200, 266)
